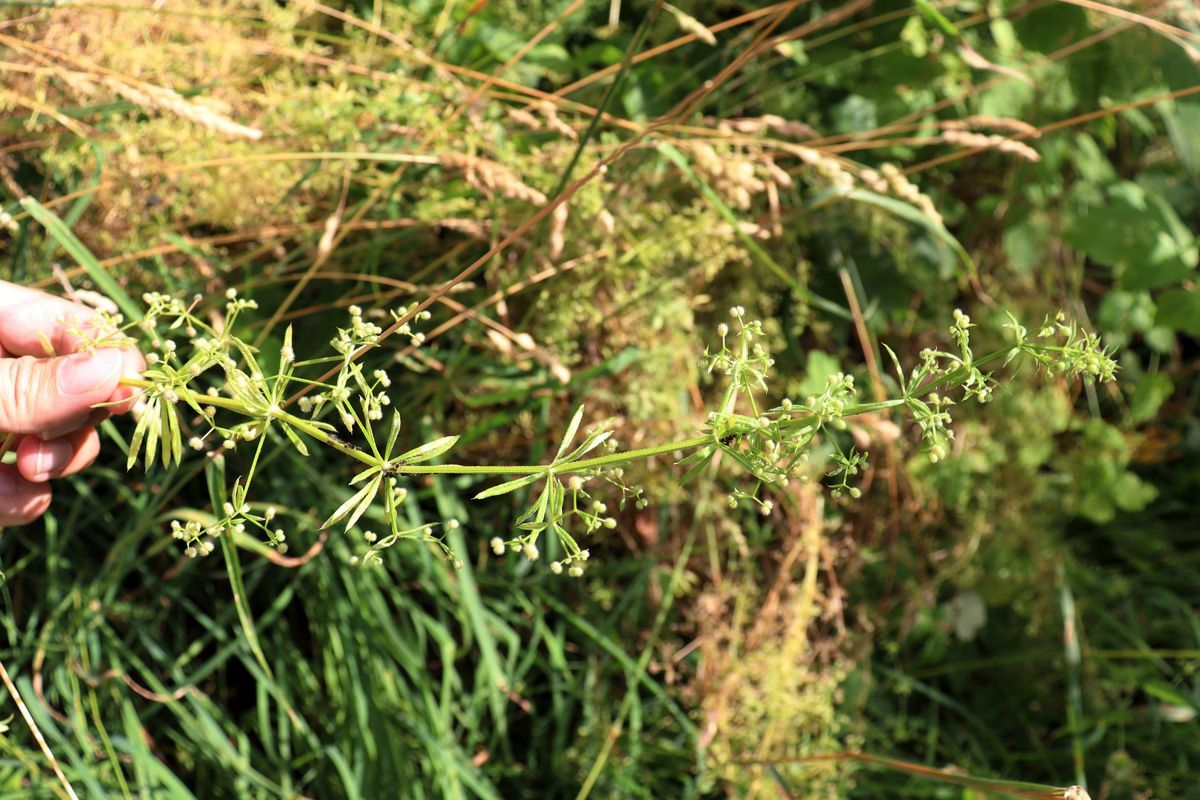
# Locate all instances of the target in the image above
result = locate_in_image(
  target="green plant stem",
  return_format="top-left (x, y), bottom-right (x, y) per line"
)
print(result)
top-left (119, 344), bottom-right (1038, 480)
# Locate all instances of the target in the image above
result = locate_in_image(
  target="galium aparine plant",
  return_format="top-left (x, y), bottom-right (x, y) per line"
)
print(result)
top-left (67, 293), bottom-right (1117, 574)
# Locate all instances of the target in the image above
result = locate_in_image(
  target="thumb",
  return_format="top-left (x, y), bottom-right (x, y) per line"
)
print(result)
top-left (0, 348), bottom-right (125, 436)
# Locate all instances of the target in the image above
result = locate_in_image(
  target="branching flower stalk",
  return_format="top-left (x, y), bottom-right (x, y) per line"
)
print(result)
top-left (78, 293), bottom-right (1117, 574)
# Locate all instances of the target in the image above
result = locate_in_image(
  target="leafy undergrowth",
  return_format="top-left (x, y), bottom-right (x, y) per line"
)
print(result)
top-left (1, 1), bottom-right (1198, 798)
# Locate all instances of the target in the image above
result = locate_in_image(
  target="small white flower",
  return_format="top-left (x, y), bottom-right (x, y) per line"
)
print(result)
top-left (490, 537), bottom-right (505, 555)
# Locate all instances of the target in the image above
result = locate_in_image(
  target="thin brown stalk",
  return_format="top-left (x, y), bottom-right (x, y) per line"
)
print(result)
top-left (0, 657), bottom-right (79, 800)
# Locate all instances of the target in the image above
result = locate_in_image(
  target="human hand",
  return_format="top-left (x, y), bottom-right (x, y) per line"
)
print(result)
top-left (0, 280), bottom-right (144, 526)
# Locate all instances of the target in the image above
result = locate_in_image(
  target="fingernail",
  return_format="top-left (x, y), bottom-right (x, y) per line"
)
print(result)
top-left (33, 439), bottom-right (72, 479)
top-left (0, 471), bottom-right (15, 494)
top-left (58, 349), bottom-right (123, 396)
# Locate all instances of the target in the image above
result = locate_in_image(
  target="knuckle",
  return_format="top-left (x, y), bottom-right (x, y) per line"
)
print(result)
top-left (0, 357), bottom-right (54, 433)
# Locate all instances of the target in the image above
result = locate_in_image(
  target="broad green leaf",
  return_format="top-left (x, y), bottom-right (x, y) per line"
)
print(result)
top-left (1129, 373), bottom-right (1173, 424)
top-left (1156, 289), bottom-right (1200, 336)
top-left (474, 472), bottom-right (542, 500)
top-left (396, 435), bottom-right (459, 464)
top-left (1065, 182), bottom-right (1197, 290)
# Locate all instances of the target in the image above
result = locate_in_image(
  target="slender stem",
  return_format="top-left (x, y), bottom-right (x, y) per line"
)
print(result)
top-left (118, 344), bottom-right (1030, 479)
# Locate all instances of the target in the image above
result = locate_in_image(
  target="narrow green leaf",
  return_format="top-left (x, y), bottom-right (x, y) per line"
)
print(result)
top-left (560, 429), bottom-right (612, 464)
top-left (126, 402), bottom-right (150, 470)
top-left (474, 472), bottom-right (542, 499)
top-left (348, 464), bottom-right (380, 485)
top-left (385, 411), bottom-right (402, 457)
top-left (554, 405), bottom-right (585, 462)
top-left (881, 343), bottom-right (907, 394)
top-left (839, 188), bottom-right (976, 279)
top-left (396, 435), bottom-right (459, 464)
top-left (164, 398), bottom-right (183, 467)
top-left (323, 479), bottom-right (378, 530)
top-left (679, 446), bottom-right (716, 485)
top-left (914, 0), bottom-right (959, 36)
top-left (281, 422), bottom-right (309, 457)
top-left (144, 397), bottom-right (160, 470)
top-left (19, 196), bottom-right (142, 321)
top-left (677, 445), bottom-right (713, 467)
top-left (343, 476), bottom-right (381, 532)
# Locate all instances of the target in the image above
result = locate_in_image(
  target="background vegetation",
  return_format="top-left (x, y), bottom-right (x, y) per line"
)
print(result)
top-left (1, 0), bottom-right (1197, 797)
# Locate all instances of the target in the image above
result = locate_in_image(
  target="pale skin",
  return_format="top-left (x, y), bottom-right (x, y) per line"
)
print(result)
top-left (0, 281), bottom-right (144, 526)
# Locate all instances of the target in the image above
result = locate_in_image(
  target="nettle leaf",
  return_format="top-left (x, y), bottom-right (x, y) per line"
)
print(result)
top-left (554, 405), bottom-right (585, 462)
top-left (397, 435), bottom-right (459, 464)
top-left (1065, 182), bottom-right (1197, 291)
top-left (475, 472), bottom-right (542, 500)
top-left (324, 477), bottom-right (380, 531)
top-left (1156, 289), bottom-right (1200, 336)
